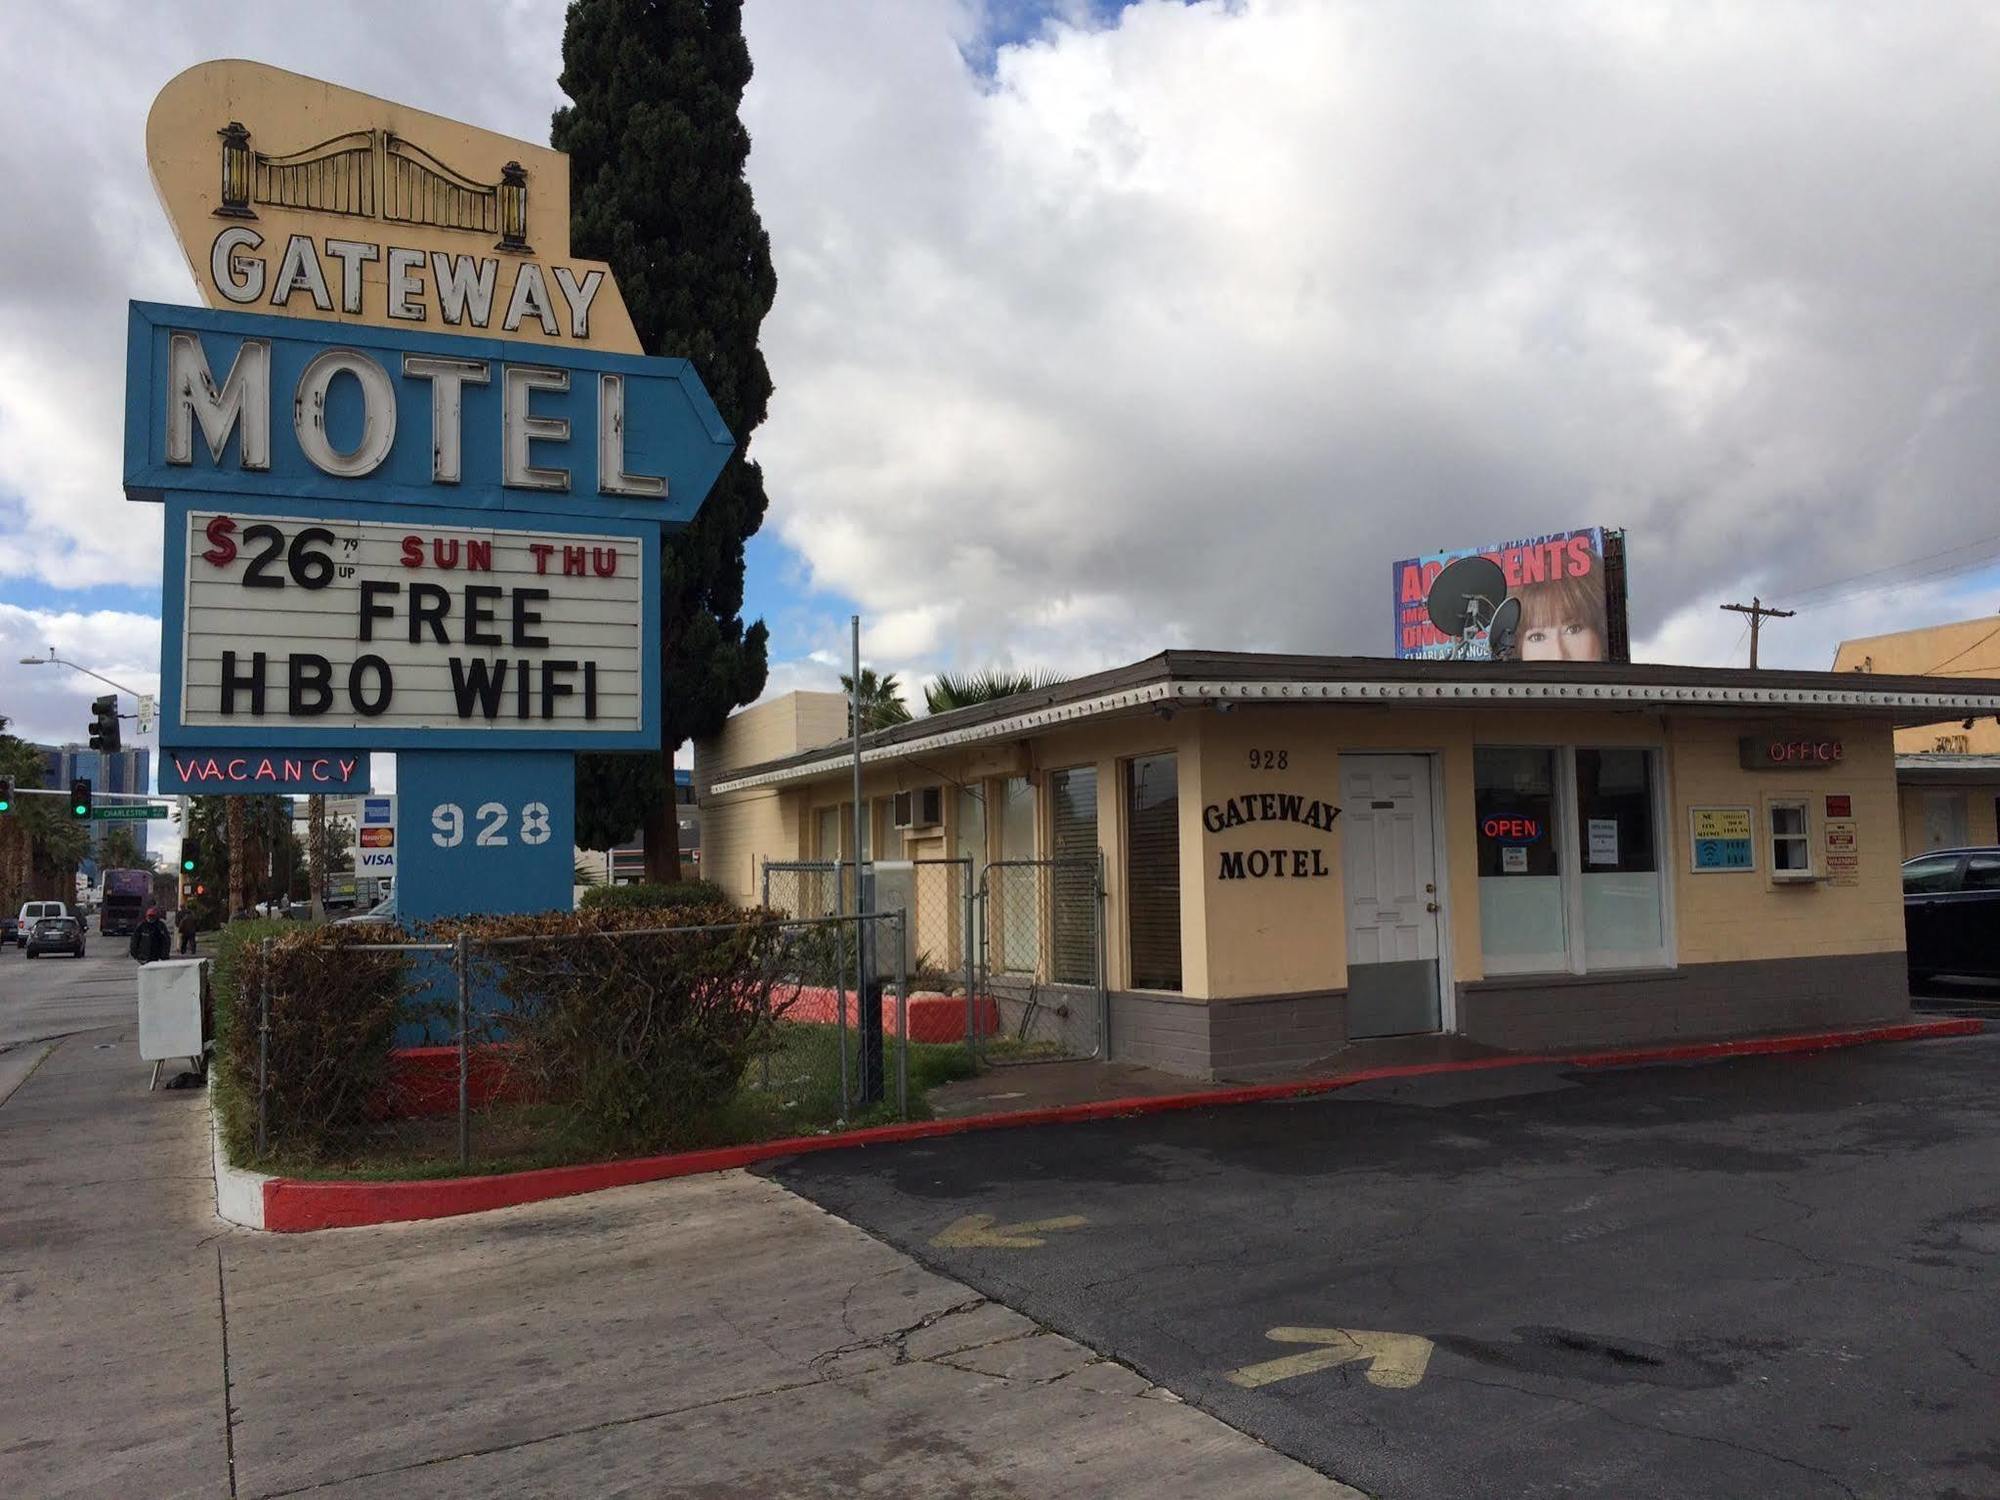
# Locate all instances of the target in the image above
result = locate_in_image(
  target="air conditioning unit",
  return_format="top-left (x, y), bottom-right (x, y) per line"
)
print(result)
top-left (893, 786), bottom-right (943, 829)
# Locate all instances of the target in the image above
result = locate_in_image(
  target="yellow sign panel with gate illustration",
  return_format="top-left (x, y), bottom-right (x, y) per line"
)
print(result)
top-left (145, 59), bottom-right (641, 352)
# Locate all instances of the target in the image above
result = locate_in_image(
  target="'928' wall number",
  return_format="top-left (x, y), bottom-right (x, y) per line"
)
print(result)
top-left (1249, 749), bottom-right (1289, 770)
top-left (431, 801), bottom-right (553, 848)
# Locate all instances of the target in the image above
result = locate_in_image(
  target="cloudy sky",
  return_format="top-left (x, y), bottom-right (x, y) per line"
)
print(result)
top-left (5, 0), bottom-right (2000, 767)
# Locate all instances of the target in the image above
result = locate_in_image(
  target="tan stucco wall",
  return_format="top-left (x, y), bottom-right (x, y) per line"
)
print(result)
top-left (1668, 717), bottom-right (1904, 965)
top-left (1834, 617), bottom-right (2000, 754)
top-left (693, 690), bottom-right (849, 905)
top-left (702, 703), bottom-right (1911, 1001)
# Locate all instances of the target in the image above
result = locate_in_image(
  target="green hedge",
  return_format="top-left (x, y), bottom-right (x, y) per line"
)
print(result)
top-left (578, 879), bottom-right (732, 914)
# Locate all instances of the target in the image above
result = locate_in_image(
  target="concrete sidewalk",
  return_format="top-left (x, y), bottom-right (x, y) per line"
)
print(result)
top-left (2, 1025), bottom-right (1357, 1497)
top-left (0, 1026), bottom-right (230, 1500)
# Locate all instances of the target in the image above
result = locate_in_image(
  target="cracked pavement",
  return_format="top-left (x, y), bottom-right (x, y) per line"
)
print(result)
top-left (768, 1030), bottom-right (2000, 1500)
top-left (1, 953), bottom-right (1353, 1499)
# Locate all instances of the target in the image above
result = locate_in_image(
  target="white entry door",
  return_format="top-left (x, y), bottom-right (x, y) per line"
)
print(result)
top-left (1340, 754), bottom-right (1443, 1038)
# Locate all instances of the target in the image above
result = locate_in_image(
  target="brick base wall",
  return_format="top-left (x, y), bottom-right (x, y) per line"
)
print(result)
top-left (1110, 989), bottom-right (1345, 1081)
top-left (1455, 951), bottom-right (1910, 1053)
top-left (1107, 951), bottom-right (1911, 1078)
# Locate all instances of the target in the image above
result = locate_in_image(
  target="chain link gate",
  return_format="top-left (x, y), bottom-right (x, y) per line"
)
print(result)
top-left (976, 855), bottom-right (1105, 1064)
top-left (763, 856), bottom-right (982, 1067)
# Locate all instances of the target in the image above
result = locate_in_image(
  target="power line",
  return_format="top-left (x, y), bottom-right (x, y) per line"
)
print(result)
top-left (1925, 619), bottom-right (2000, 676)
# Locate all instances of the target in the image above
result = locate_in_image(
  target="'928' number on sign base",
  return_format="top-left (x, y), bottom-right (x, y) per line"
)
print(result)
top-left (431, 802), bottom-right (553, 848)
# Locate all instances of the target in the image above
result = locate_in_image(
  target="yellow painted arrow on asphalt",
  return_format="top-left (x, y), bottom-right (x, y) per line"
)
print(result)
top-left (930, 1213), bottom-right (1088, 1249)
top-left (1225, 1327), bottom-right (1435, 1390)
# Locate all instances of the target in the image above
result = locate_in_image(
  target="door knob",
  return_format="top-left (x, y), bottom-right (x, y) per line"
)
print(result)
top-left (1426, 901), bottom-right (1439, 913)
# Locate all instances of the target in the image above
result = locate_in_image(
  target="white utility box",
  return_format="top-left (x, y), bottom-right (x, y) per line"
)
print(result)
top-left (137, 958), bottom-right (207, 1088)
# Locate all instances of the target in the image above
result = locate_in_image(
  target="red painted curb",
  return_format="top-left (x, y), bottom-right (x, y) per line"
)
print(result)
top-left (258, 1016), bottom-right (1982, 1232)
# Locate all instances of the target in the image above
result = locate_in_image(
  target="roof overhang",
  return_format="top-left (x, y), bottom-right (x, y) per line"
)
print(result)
top-left (712, 671), bottom-right (2000, 796)
top-left (1896, 753), bottom-right (2000, 783)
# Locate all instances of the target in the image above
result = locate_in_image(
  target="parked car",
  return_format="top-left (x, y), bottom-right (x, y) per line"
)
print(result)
top-left (1902, 848), bottom-right (2000, 981)
top-left (0, 914), bottom-right (16, 947)
top-left (24, 915), bottom-right (85, 959)
top-left (335, 892), bottom-right (398, 926)
top-left (14, 901), bottom-right (69, 949)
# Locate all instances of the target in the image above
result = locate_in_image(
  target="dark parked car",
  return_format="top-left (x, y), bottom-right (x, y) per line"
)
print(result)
top-left (1902, 847), bottom-right (2000, 981)
top-left (24, 915), bottom-right (85, 959)
top-left (0, 914), bottom-right (16, 947)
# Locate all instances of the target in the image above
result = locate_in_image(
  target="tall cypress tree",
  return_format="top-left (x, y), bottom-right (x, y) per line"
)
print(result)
top-left (554, 0), bottom-right (775, 878)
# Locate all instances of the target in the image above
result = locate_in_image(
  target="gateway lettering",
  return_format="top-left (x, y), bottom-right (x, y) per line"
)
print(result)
top-left (1204, 790), bottom-right (1341, 881)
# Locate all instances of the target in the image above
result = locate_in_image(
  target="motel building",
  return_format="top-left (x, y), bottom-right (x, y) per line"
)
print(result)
top-left (1834, 613), bottom-right (2000, 856)
top-left (696, 651), bottom-right (2000, 1081)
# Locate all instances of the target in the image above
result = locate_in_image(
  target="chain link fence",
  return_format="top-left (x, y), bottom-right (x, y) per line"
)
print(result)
top-left (977, 856), bottom-right (1105, 1065)
top-left (764, 858), bottom-right (982, 1054)
top-left (234, 908), bottom-right (982, 1177)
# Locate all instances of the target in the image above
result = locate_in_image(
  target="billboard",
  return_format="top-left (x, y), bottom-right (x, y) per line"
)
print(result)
top-left (1392, 527), bottom-right (1629, 662)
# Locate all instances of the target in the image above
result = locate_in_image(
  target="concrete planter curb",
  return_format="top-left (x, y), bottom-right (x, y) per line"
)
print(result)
top-left (209, 1081), bottom-right (273, 1230)
top-left (220, 1017), bottom-right (1980, 1233)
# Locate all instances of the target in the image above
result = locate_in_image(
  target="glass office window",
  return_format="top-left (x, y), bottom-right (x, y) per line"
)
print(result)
top-left (1475, 747), bottom-right (1567, 971)
top-left (1125, 754), bottom-right (1182, 992)
top-left (1574, 748), bottom-right (1663, 963)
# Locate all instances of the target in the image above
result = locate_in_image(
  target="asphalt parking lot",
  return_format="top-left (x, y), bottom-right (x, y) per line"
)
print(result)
top-left (768, 1031), bottom-right (1999, 1500)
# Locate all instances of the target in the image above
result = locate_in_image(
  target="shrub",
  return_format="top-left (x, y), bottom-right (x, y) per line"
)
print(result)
top-left (442, 905), bottom-right (785, 1153)
top-left (579, 879), bottom-right (733, 914)
top-left (213, 921), bottom-right (413, 1163)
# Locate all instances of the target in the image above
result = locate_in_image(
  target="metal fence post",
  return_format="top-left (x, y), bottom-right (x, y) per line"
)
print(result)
top-left (1097, 848), bottom-right (1111, 1061)
top-left (255, 937), bottom-right (270, 1157)
top-left (962, 859), bottom-right (977, 1070)
top-left (895, 910), bottom-right (909, 1119)
top-left (454, 933), bottom-right (471, 1169)
top-left (835, 908), bottom-right (851, 1120)
top-left (760, 860), bottom-right (770, 913)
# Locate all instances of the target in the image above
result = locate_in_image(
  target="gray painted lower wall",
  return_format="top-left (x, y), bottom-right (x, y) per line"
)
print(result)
top-left (1111, 989), bottom-right (1345, 1081)
top-left (1454, 951), bottom-right (1910, 1054)
top-left (1108, 951), bottom-right (1910, 1080)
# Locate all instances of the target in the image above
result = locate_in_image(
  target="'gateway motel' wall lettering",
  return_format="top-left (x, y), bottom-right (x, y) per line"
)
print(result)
top-left (1205, 789), bottom-right (1342, 879)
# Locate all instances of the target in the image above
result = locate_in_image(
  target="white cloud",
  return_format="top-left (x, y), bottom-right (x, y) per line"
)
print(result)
top-left (1, 604), bottom-right (162, 746)
top-left (741, 0), bottom-right (2000, 676)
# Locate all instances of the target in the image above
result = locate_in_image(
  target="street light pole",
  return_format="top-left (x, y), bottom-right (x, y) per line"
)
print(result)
top-left (19, 647), bottom-right (176, 889)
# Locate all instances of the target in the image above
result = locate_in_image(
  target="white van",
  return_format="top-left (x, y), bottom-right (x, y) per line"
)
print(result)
top-left (15, 901), bottom-right (69, 948)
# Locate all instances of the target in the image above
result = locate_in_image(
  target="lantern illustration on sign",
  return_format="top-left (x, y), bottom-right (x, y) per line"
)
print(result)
top-left (496, 160), bottom-right (531, 252)
top-left (215, 121), bottom-right (255, 218)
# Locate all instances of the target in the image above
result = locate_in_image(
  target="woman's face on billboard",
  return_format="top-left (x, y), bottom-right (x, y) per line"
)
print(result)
top-left (1520, 618), bottom-right (1604, 660)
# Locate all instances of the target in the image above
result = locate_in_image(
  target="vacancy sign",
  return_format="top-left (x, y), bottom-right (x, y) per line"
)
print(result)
top-left (177, 510), bottom-right (644, 734)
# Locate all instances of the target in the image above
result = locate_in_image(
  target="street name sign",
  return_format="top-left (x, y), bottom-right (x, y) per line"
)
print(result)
top-left (94, 804), bottom-right (172, 821)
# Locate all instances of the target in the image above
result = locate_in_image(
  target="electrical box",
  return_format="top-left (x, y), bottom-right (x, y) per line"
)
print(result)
top-left (860, 860), bottom-right (917, 980)
top-left (137, 958), bottom-right (206, 1072)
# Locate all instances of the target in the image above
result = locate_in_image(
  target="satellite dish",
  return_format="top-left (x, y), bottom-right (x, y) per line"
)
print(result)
top-left (1425, 555), bottom-right (1509, 658)
top-left (1487, 595), bottom-right (1522, 659)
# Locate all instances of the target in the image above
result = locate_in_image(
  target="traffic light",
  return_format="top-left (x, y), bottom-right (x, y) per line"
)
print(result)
top-left (87, 694), bottom-right (121, 755)
top-left (0, 778), bottom-right (11, 814)
top-left (181, 852), bottom-right (198, 876)
top-left (70, 778), bottom-right (92, 818)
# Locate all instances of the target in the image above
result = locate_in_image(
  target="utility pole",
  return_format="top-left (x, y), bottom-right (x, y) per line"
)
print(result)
top-left (1720, 597), bottom-right (1795, 670)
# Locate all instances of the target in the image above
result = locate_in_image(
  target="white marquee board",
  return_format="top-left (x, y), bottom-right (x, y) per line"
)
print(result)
top-left (178, 509), bottom-right (644, 734)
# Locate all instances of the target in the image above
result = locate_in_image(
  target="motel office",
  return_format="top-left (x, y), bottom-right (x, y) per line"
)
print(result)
top-left (696, 652), bottom-right (2000, 1080)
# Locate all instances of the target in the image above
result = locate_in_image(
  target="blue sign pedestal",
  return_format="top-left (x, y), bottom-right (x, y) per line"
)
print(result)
top-left (396, 750), bottom-right (577, 924)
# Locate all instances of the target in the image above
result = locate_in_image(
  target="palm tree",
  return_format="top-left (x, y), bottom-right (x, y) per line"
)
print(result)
top-left (923, 668), bottom-right (1070, 714)
top-left (839, 668), bottom-right (912, 733)
top-left (97, 826), bottom-right (153, 872)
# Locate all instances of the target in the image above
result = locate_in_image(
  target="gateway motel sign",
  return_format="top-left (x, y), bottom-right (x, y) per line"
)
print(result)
top-left (126, 60), bottom-right (732, 922)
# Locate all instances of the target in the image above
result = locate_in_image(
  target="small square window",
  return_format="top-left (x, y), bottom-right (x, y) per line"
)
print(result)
top-left (1768, 799), bottom-right (1814, 880)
